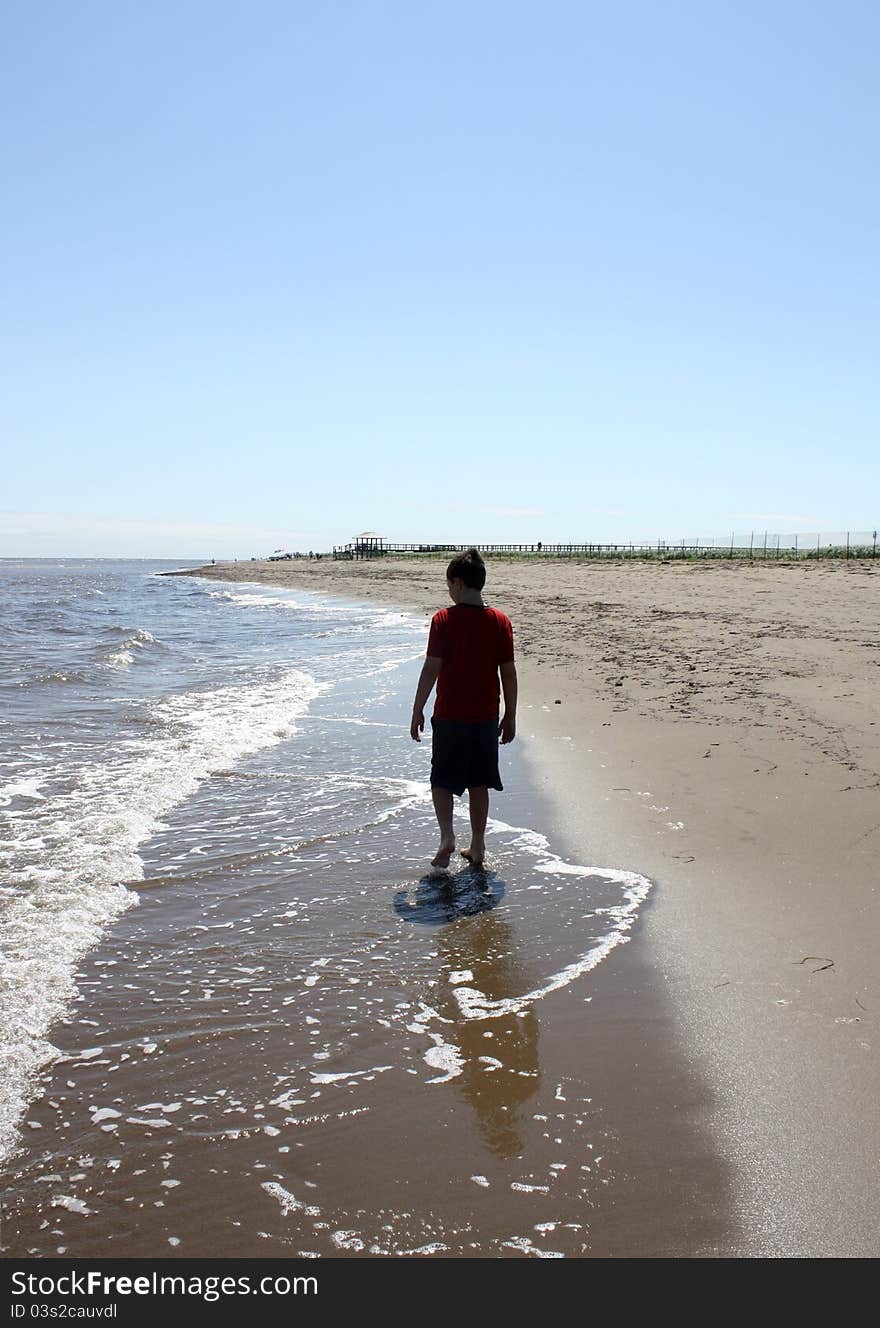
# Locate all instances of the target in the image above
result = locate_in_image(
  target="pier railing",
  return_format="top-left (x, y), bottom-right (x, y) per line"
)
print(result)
top-left (332, 531), bottom-right (878, 561)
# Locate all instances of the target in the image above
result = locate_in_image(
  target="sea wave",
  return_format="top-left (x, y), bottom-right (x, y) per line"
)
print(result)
top-left (16, 669), bottom-right (90, 688)
top-left (0, 665), bottom-right (325, 1164)
top-left (99, 627), bottom-right (167, 670)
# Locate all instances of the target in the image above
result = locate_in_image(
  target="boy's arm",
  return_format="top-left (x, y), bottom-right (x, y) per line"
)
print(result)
top-left (411, 656), bottom-right (442, 741)
top-left (499, 660), bottom-right (517, 743)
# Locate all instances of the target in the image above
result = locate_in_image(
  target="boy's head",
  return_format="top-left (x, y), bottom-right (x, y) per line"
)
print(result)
top-left (446, 547), bottom-right (486, 594)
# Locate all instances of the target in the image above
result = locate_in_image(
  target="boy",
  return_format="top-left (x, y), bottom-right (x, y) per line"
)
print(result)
top-left (410, 548), bottom-right (517, 869)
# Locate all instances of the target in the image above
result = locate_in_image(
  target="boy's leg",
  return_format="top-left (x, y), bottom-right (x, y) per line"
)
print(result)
top-left (462, 786), bottom-right (488, 865)
top-left (431, 787), bottom-right (456, 868)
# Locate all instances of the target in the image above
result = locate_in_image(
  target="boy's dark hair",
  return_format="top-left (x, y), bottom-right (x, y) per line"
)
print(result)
top-left (446, 547), bottom-right (486, 590)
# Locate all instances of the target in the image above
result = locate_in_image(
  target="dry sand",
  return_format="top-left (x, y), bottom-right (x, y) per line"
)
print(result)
top-left (183, 555), bottom-right (880, 1256)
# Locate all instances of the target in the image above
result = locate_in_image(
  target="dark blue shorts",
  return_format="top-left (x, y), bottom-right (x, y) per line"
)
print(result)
top-left (430, 717), bottom-right (503, 796)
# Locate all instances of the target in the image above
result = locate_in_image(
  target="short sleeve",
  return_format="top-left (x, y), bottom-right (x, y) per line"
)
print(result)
top-left (496, 612), bottom-right (514, 663)
top-left (427, 610), bottom-right (447, 658)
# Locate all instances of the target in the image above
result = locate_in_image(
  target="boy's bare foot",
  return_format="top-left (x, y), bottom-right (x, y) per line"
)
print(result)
top-left (431, 839), bottom-right (455, 869)
top-left (460, 843), bottom-right (486, 868)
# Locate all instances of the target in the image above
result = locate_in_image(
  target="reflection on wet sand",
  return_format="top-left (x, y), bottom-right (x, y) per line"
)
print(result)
top-left (437, 910), bottom-right (540, 1158)
top-left (396, 867), bottom-right (540, 1158)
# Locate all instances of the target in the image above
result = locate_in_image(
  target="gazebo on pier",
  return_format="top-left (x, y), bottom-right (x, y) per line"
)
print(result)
top-left (349, 531), bottom-right (386, 559)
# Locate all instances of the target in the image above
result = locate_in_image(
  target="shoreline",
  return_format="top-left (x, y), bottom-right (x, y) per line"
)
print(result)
top-left (171, 556), bottom-right (880, 1256)
top-left (2, 578), bottom-right (733, 1259)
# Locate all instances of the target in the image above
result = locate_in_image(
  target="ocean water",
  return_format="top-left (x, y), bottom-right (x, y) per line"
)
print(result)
top-left (1, 559), bottom-right (653, 1257)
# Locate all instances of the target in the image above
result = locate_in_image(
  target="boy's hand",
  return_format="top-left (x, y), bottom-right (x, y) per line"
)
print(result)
top-left (499, 713), bottom-right (516, 744)
top-left (411, 658), bottom-right (440, 742)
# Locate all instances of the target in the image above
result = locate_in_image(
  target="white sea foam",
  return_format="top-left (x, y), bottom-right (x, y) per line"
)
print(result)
top-left (501, 1236), bottom-right (564, 1258)
top-left (309, 1066), bottom-right (392, 1085)
top-left (51, 1195), bottom-right (93, 1216)
top-left (331, 1231), bottom-right (365, 1251)
top-left (424, 1034), bottom-right (465, 1083)
top-left (206, 586), bottom-right (423, 634)
top-left (262, 1182), bottom-right (321, 1218)
top-left (210, 591), bottom-right (314, 612)
top-left (90, 1108), bottom-right (121, 1125)
top-left (0, 779), bottom-right (46, 806)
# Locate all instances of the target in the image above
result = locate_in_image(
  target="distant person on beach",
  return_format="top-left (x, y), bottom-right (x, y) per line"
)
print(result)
top-left (410, 548), bottom-right (517, 869)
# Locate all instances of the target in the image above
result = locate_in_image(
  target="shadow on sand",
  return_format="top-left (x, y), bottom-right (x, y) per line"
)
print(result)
top-left (393, 865), bottom-right (505, 925)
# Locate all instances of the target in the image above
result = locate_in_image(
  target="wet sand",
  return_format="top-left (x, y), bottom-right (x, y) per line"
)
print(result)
top-left (167, 555), bottom-right (880, 1256)
top-left (2, 681), bottom-right (730, 1258)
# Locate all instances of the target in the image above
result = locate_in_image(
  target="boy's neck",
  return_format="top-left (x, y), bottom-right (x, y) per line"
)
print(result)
top-left (456, 588), bottom-right (484, 606)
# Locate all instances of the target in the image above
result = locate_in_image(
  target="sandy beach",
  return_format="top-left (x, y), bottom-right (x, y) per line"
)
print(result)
top-left (179, 555), bottom-right (880, 1256)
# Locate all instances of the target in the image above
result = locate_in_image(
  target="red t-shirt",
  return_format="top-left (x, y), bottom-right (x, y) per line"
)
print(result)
top-left (427, 604), bottom-right (515, 722)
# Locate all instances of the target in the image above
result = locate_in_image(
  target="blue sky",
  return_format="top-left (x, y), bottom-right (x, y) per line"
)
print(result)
top-left (2, 1), bottom-right (878, 557)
